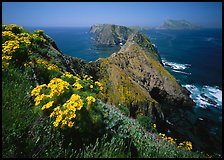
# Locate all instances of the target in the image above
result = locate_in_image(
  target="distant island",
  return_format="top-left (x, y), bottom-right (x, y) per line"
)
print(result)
top-left (157, 19), bottom-right (202, 30)
top-left (130, 19), bottom-right (202, 31)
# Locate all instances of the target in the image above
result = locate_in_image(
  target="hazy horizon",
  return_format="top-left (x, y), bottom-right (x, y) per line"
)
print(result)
top-left (2, 2), bottom-right (222, 29)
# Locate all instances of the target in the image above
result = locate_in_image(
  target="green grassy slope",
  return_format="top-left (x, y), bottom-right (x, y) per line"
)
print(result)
top-left (2, 24), bottom-right (208, 158)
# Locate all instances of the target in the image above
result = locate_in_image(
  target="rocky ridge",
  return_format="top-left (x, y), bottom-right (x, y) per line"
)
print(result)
top-left (90, 24), bottom-right (195, 119)
top-left (89, 24), bottom-right (134, 46)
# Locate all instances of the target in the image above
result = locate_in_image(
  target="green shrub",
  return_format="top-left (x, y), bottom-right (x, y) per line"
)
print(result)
top-left (118, 104), bottom-right (129, 116)
top-left (136, 115), bottom-right (152, 131)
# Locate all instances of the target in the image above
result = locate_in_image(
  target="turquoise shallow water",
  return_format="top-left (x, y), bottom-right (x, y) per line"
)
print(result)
top-left (26, 26), bottom-right (222, 155)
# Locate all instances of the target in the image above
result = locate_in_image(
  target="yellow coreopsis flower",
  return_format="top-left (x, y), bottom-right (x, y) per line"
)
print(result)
top-left (53, 121), bottom-right (59, 127)
top-left (47, 64), bottom-right (60, 71)
top-left (34, 94), bottom-right (46, 106)
top-left (153, 124), bottom-right (156, 128)
top-left (73, 82), bottom-right (83, 90)
top-left (43, 101), bottom-right (54, 109)
top-left (86, 96), bottom-right (96, 105)
top-left (31, 84), bottom-right (47, 97)
top-left (68, 121), bottom-right (74, 128)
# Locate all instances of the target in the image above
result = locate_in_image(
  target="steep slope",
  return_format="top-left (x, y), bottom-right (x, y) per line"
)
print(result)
top-left (108, 33), bottom-right (194, 107)
top-left (90, 24), bottom-right (195, 119)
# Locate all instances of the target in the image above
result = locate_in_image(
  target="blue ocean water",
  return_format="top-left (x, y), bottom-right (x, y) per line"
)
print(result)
top-left (26, 27), bottom-right (222, 155)
top-left (142, 29), bottom-right (222, 110)
top-left (142, 29), bottom-right (222, 155)
top-left (26, 27), bottom-right (120, 61)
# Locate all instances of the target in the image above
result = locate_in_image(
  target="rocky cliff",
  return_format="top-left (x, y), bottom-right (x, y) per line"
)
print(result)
top-left (90, 24), bottom-right (195, 119)
top-left (89, 24), bottom-right (134, 46)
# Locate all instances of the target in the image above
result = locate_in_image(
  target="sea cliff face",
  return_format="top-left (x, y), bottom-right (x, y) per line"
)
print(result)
top-left (89, 24), bottom-right (134, 46)
top-left (90, 24), bottom-right (195, 119)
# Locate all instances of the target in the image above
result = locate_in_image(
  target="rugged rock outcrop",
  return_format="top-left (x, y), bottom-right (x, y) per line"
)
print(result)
top-left (89, 24), bottom-right (134, 46)
top-left (90, 24), bottom-right (195, 118)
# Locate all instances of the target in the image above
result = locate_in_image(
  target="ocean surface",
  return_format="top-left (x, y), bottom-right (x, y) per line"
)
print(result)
top-left (26, 27), bottom-right (222, 155)
top-left (142, 29), bottom-right (222, 156)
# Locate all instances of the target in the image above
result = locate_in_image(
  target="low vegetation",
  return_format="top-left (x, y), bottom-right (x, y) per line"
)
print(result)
top-left (2, 24), bottom-right (208, 158)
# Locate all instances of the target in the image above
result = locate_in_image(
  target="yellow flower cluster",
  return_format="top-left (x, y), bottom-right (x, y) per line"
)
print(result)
top-left (31, 72), bottom-right (102, 129)
top-left (47, 78), bottom-right (70, 98)
top-left (2, 31), bottom-right (16, 39)
top-left (2, 40), bottom-right (20, 56)
top-left (31, 84), bottom-right (47, 97)
top-left (83, 75), bottom-right (93, 82)
top-left (24, 61), bottom-right (32, 67)
top-left (159, 133), bottom-right (176, 145)
top-left (31, 84), bottom-right (48, 106)
top-left (31, 78), bottom-right (70, 106)
top-left (36, 58), bottom-right (61, 71)
top-left (64, 94), bottom-right (84, 111)
top-left (36, 59), bottom-right (48, 65)
top-left (47, 64), bottom-right (61, 70)
top-left (95, 81), bottom-right (103, 91)
top-left (36, 30), bottom-right (44, 34)
top-left (159, 132), bottom-right (193, 151)
top-left (86, 96), bottom-right (96, 105)
top-left (3, 24), bottom-right (23, 31)
top-left (2, 24), bottom-right (47, 70)
top-left (32, 33), bottom-right (46, 42)
top-left (50, 94), bottom-right (84, 128)
top-left (34, 94), bottom-right (48, 106)
top-left (73, 81), bottom-right (83, 90)
top-left (2, 39), bottom-right (20, 70)
top-left (41, 101), bottom-right (54, 110)
top-left (2, 29), bottom-right (20, 70)
top-left (16, 33), bottom-right (32, 46)
top-left (178, 141), bottom-right (193, 151)
top-left (61, 72), bottom-right (83, 89)
top-left (61, 72), bottom-right (78, 79)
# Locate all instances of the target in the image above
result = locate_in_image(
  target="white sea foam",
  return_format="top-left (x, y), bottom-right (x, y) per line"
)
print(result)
top-left (152, 43), bottom-right (156, 47)
top-left (183, 84), bottom-right (222, 109)
top-left (205, 86), bottom-right (222, 103)
top-left (172, 70), bottom-right (191, 75)
top-left (161, 58), bottom-right (191, 71)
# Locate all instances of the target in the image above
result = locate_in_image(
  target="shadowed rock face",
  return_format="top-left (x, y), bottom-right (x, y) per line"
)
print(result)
top-left (90, 24), bottom-right (195, 117)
